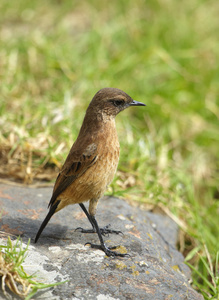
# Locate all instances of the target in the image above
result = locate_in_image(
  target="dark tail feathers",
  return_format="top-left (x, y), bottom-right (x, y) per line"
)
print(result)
top-left (35, 200), bottom-right (60, 243)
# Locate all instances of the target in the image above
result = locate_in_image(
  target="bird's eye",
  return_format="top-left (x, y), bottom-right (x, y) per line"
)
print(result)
top-left (112, 100), bottom-right (125, 107)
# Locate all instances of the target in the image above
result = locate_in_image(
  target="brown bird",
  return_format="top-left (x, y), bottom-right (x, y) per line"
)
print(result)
top-left (35, 87), bottom-right (145, 256)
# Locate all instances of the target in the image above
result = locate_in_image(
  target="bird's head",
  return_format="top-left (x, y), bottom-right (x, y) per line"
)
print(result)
top-left (88, 87), bottom-right (146, 119)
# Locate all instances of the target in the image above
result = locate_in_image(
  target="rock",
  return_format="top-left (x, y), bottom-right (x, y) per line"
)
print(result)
top-left (0, 183), bottom-right (203, 300)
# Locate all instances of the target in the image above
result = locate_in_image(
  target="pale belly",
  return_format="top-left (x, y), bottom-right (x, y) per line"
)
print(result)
top-left (58, 145), bottom-right (120, 208)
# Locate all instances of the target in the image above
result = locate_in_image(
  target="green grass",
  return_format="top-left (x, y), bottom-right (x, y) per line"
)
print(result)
top-left (0, 0), bottom-right (218, 298)
top-left (0, 237), bottom-right (66, 299)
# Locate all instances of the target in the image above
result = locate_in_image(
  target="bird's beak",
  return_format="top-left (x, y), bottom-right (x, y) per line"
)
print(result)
top-left (129, 100), bottom-right (146, 106)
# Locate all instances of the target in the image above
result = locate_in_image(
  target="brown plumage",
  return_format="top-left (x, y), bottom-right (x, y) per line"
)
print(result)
top-left (35, 87), bottom-right (145, 256)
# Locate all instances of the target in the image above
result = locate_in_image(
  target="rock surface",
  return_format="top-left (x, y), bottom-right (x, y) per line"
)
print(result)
top-left (0, 183), bottom-right (203, 300)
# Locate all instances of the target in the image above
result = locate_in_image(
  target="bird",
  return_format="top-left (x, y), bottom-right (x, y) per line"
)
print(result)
top-left (35, 87), bottom-right (145, 257)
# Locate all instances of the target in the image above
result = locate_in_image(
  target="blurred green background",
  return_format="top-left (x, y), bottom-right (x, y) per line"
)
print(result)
top-left (0, 0), bottom-right (218, 298)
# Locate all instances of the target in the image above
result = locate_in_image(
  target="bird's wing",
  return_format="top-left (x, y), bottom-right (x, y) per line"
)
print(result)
top-left (48, 142), bottom-right (98, 208)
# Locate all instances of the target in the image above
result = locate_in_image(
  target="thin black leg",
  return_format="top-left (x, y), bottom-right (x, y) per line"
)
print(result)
top-left (78, 203), bottom-right (95, 230)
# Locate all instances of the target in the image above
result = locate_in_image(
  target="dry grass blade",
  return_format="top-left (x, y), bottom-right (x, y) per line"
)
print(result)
top-left (0, 134), bottom-right (61, 184)
top-left (0, 251), bottom-right (32, 299)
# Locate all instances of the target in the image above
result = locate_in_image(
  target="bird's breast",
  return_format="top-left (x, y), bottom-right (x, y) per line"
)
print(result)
top-left (85, 125), bottom-right (119, 185)
top-left (76, 124), bottom-right (120, 198)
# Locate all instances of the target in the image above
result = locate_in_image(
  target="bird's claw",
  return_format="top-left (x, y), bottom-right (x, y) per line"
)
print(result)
top-left (100, 225), bottom-right (123, 236)
top-left (75, 227), bottom-right (95, 233)
top-left (85, 242), bottom-right (129, 257)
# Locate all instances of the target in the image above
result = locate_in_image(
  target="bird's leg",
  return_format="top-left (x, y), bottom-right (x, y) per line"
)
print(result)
top-left (75, 203), bottom-right (123, 236)
top-left (75, 203), bottom-right (95, 233)
top-left (85, 215), bottom-right (128, 257)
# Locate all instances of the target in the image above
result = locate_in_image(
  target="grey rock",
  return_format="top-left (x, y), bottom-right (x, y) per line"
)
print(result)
top-left (0, 183), bottom-right (203, 300)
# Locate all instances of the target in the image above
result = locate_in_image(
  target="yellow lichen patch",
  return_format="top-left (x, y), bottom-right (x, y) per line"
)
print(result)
top-left (130, 265), bottom-right (139, 276)
top-left (114, 245), bottom-right (128, 254)
top-left (115, 261), bottom-right (127, 270)
top-left (132, 270), bottom-right (139, 276)
top-left (101, 264), bottom-right (107, 270)
top-left (171, 265), bottom-right (180, 272)
top-left (145, 270), bottom-right (150, 274)
top-left (146, 233), bottom-right (153, 239)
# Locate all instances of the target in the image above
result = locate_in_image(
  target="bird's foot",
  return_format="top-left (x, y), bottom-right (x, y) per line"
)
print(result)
top-left (75, 227), bottom-right (95, 234)
top-left (100, 224), bottom-right (123, 236)
top-left (75, 224), bottom-right (123, 236)
top-left (85, 242), bottom-right (129, 257)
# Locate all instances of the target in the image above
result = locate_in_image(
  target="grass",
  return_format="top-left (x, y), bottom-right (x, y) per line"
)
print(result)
top-left (185, 247), bottom-right (219, 299)
top-left (0, 0), bottom-right (218, 298)
top-left (0, 236), bottom-right (66, 299)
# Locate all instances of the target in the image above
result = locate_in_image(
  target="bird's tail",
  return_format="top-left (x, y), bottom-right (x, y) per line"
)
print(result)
top-left (35, 200), bottom-right (60, 243)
